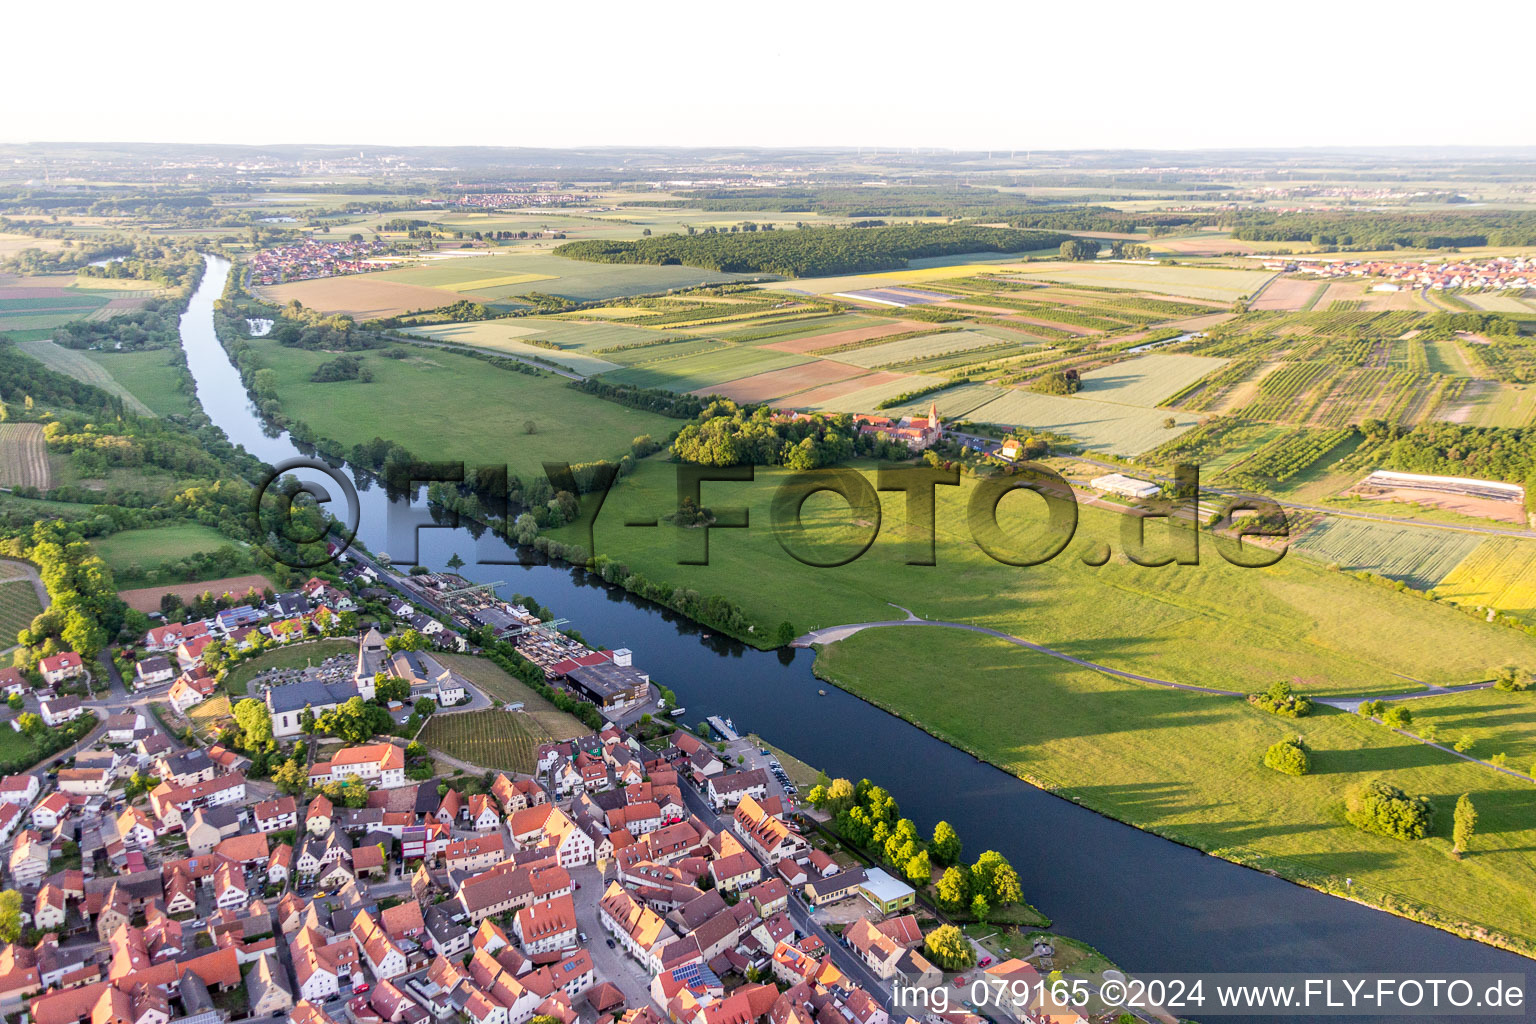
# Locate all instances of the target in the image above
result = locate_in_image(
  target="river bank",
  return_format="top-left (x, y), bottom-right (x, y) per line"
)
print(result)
top-left (173, 254), bottom-right (1536, 1022)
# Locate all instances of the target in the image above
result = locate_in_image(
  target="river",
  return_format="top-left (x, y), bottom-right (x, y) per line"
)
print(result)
top-left (180, 256), bottom-right (1530, 1022)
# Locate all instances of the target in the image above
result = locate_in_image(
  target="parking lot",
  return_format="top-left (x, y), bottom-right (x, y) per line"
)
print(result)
top-left (720, 736), bottom-right (801, 809)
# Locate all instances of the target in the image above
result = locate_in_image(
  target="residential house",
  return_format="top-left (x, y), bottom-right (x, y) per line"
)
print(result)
top-left (40, 652), bottom-right (86, 686)
top-left (144, 622), bottom-right (209, 653)
top-left (309, 743), bottom-right (406, 789)
top-left (40, 696), bottom-right (85, 727)
top-left (705, 769), bottom-right (768, 811)
top-left (512, 895), bottom-right (577, 956)
top-left (126, 655), bottom-right (175, 691)
top-left (246, 952), bottom-right (295, 1015)
top-left (254, 796), bottom-right (299, 833)
top-left (0, 774), bottom-right (40, 805)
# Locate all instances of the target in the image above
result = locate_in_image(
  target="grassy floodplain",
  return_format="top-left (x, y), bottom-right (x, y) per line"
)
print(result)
top-left (814, 627), bottom-right (1536, 951)
top-left (236, 334), bottom-right (677, 480)
top-left (565, 458), bottom-right (1536, 696)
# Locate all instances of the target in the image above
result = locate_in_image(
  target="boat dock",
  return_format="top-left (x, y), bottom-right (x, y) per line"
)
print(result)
top-left (707, 715), bottom-right (740, 741)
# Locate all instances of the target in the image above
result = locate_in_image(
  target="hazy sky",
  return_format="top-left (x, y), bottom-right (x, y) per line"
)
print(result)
top-left (6, 0), bottom-right (1531, 151)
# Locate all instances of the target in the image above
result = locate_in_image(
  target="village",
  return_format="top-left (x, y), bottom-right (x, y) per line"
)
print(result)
top-left (0, 548), bottom-right (1102, 1024)
top-left (1263, 253), bottom-right (1536, 292)
top-left (247, 241), bottom-right (396, 287)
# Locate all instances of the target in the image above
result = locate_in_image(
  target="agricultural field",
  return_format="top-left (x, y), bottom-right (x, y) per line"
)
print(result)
top-left (1459, 293), bottom-right (1536, 314)
top-left (430, 653), bottom-right (588, 739)
top-left (1216, 426), bottom-right (1359, 490)
top-left (405, 321), bottom-right (622, 376)
top-left (116, 574), bottom-right (272, 615)
top-left (91, 524), bottom-right (241, 575)
top-left (598, 346), bottom-right (809, 393)
top-left (370, 250), bottom-right (762, 304)
top-left (1251, 276), bottom-right (1327, 311)
top-left (814, 627), bottom-right (1536, 949)
top-left (790, 372), bottom-right (926, 411)
top-left (1003, 263), bottom-right (1275, 302)
top-left (761, 317), bottom-right (927, 354)
top-left (254, 276), bottom-right (473, 319)
top-left (0, 423), bottom-right (51, 489)
top-left (15, 340), bottom-right (155, 416)
top-left (237, 334), bottom-right (676, 479)
top-left (1077, 354), bottom-right (1229, 407)
top-left (699, 359), bottom-right (867, 403)
top-left (835, 330), bottom-right (1006, 369)
top-left (419, 709), bottom-right (551, 773)
top-left (1290, 518), bottom-right (1483, 591)
top-left (0, 578), bottom-right (43, 641)
top-left (0, 289), bottom-right (111, 332)
top-left (599, 338), bottom-right (723, 366)
top-left (1435, 539), bottom-right (1536, 618)
top-left (1461, 381), bottom-right (1536, 428)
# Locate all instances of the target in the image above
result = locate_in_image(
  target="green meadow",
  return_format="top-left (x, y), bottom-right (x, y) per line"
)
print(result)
top-left (815, 627), bottom-right (1536, 951)
top-left (563, 458), bottom-right (1536, 696)
top-left (243, 336), bottom-right (676, 480)
top-left (91, 524), bottom-right (239, 573)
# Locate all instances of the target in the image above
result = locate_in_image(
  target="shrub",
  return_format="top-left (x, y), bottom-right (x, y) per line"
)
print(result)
top-left (1248, 680), bottom-right (1313, 718)
top-left (1263, 736), bottom-right (1310, 776)
top-left (1345, 778), bottom-right (1434, 841)
top-left (1491, 665), bottom-right (1534, 692)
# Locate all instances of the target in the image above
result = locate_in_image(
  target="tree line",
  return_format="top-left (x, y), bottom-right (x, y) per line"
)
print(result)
top-left (555, 224), bottom-right (1071, 278)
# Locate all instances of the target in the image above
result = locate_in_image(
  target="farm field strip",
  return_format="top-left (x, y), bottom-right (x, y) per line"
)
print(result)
top-left (761, 318), bottom-right (929, 354)
top-left (1003, 263), bottom-right (1276, 302)
top-left (956, 388), bottom-right (1202, 455)
top-left (698, 359), bottom-right (868, 403)
top-left (837, 330), bottom-right (1006, 369)
top-left (791, 372), bottom-right (935, 412)
top-left (1291, 519), bottom-right (1482, 591)
top-left (1076, 354), bottom-right (1229, 408)
top-left (597, 346), bottom-right (810, 392)
top-left (15, 340), bottom-right (155, 416)
top-left (405, 321), bottom-right (623, 375)
top-left (0, 423), bottom-right (51, 489)
top-left (599, 338), bottom-right (724, 366)
top-left (1436, 539), bottom-right (1536, 618)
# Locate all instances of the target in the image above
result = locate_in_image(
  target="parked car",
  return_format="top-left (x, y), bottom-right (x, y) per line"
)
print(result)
top-left (606, 938), bottom-right (616, 949)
